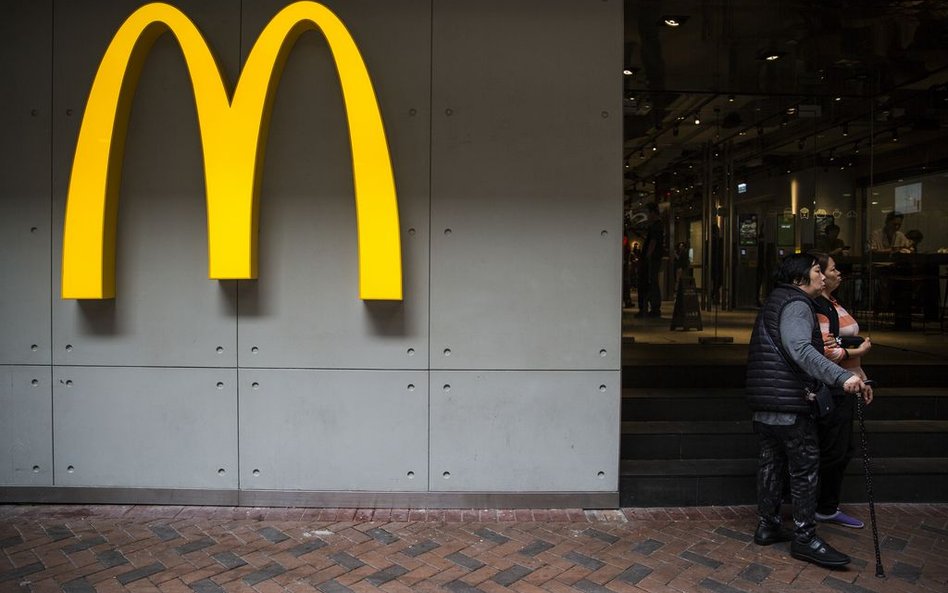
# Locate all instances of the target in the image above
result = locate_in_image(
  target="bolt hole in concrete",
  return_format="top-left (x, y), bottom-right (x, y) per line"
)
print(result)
top-left (252, 469), bottom-right (260, 477)
top-left (443, 471), bottom-right (451, 479)
top-left (598, 471), bottom-right (605, 479)
top-left (407, 471), bottom-right (415, 479)
top-left (599, 349), bottom-right (607, 357)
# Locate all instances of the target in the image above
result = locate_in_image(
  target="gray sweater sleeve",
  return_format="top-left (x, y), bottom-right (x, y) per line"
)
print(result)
top-left (779, 300), bottom-right (853, 388)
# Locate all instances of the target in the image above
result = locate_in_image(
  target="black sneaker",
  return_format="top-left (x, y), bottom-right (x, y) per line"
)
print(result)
top-left (754, 523), bottom-right (793, 546)
top-left (790, 537), bottom-right (851, 568)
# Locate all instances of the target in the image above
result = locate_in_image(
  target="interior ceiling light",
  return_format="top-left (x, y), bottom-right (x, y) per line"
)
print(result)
top-left (660, 15), bottom-right (689, 27)
top-left (842, 124), bottom-right (849, 137)
top-left (834, 96), bottom-right (842, 101)
top-left (891, 129), bottom-right (899, 142)
top-left (652, 144), bottom-right (658, 151)
top-left (693, 113), bottom-right (701, 125)
top-left (758, 50), bottom-right (785, 62)
top-left (623, 68), bottom-right (634, 76)
top-left (728, 94), bottom-right (735, 102)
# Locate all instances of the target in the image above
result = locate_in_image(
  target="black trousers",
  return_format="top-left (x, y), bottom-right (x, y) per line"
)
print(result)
top-left (755, 415), bottom-right (820, 542)
top-left (816, 393), bottom-right (855, 515)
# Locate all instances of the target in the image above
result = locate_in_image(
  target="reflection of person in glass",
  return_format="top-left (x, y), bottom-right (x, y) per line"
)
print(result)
top-left (635, 203), bottom-right (664, 318)
top-left (869, 211), bottom-right (912, 253)
top-left (905, 229), bottom-right (924, 253)
top-left (816, 223), bottom-right (847, 256)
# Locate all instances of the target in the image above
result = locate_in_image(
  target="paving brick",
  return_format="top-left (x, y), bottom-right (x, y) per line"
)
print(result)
top-left (257, 528), bottom-right (289, 544)
top-left (62, 578), bottom-right (97, 593)
top-left (365, 528), bottom-right (398, 545)
top-left (189, 579), bottom-right (226, 593)
top-left (317, 579), bottom-right (355, 593)
top-left (402, 539), bottom-right (440, 558)
top-left (564, 551), bottom-right (605, 571)
top-left (150, 526), bottom-right (182, 542)
top-left (117, 562), bottom-right (166, 585)
top-left (289, 539), bottom-right (329, 557)
top-left (364, 564), bottom-right (408, 586)
top-left (445, 552), bottom-right (485, 572)
top-left (614, 563), bottom-right (653, 585)
top-left (518, 540), bottom-right (554, 557)
top-left (242, 562), bottom-right (286, 586)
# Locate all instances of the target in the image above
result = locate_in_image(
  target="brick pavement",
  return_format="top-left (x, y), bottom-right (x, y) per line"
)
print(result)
top-left (0, 504), bottom-right (945, 593)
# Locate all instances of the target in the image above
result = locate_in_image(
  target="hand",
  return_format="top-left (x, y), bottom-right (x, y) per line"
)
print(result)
top-left (855, 337), bottom-right (872, 356)
top-left (842, 375), bottom-right (865, 394)
top-left (862, 384), bottom-right (874, 405)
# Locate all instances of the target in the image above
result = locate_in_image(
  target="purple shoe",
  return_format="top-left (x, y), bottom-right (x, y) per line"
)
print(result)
top-left (815, 510), bottom-right (864, 529)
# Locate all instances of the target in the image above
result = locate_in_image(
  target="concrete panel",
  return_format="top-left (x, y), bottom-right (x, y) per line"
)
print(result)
top-left (239, 369), bottom-right (428, 491)
top-left (0, 1), bottom-right (52, 365)
top-left (0, 367), bottom-right (53, 486)
top-left (429, 0), bottom-right (623, 370)
top-left (52, 366), bottom-right (238, 488)
top-left (236, 0), bottom-right (431, 369)
top-left (50, 0), bottom-right (241, 367)
top-left (429, 371), bottom-right (620, 492)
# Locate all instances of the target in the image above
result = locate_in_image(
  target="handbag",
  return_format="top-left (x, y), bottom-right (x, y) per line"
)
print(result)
top-left (806, 383), bottom-right (835, 417)
top-left (837, 335), bottom-right (865, 349)
top-left (757, 317), bottom-right (836, 417)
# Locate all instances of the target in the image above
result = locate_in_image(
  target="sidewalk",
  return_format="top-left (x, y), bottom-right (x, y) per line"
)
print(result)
top-left (1, 503), bottom-right (945, 593)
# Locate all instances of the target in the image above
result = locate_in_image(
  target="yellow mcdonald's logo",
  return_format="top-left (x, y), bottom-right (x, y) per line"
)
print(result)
top-left (62, 1), bottom-right (401, 300)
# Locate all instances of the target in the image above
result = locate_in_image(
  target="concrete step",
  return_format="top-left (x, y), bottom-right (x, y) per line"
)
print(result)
top-left (619, 457), bottom-right (948, 507)
top-left (621, 344), bottom-right (948, 389)
top-left (621, 387), bottom-right (948, 421)
top-left (620, 420), bottom-right (948, 460)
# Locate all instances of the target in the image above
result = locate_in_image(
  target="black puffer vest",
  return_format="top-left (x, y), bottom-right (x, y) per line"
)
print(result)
top-left (746, 284), bottom-right (824, 413)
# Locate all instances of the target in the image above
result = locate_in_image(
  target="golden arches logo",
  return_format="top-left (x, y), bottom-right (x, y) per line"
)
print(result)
top-left (62, 1), bottom-right (401, 300)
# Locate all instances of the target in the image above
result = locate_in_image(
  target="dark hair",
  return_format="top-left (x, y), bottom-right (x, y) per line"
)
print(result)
top-left (645, 202), bottom-right (659, 214)
top-left (885, 210), bottom-right (904, 223)
top-left (775, 253), bottom-right (818, 286)
top-left (824, 223), bottom-right (839, 233)
top-left (808, 250), bottom-right (831, 273)
top-left (905, 229), bottom-right (923, 243)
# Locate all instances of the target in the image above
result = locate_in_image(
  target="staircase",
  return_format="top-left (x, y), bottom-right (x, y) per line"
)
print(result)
top-left (619, 341), bottom-right (948, 506)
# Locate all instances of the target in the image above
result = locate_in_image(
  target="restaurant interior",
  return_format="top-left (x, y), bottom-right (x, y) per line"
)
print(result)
top-left (621, 0), bottom-right (948, 349)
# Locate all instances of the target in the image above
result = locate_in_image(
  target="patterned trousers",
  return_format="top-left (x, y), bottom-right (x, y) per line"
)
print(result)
top-left (755, 414), bottom-right (820, 542)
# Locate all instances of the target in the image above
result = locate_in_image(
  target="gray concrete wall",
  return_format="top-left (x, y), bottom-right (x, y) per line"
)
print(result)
top-left (0, 0), bottom-right (622, 506)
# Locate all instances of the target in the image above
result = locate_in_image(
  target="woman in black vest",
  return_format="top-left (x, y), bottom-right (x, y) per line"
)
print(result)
top-left (746, 253), bottom-right (867, 568)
